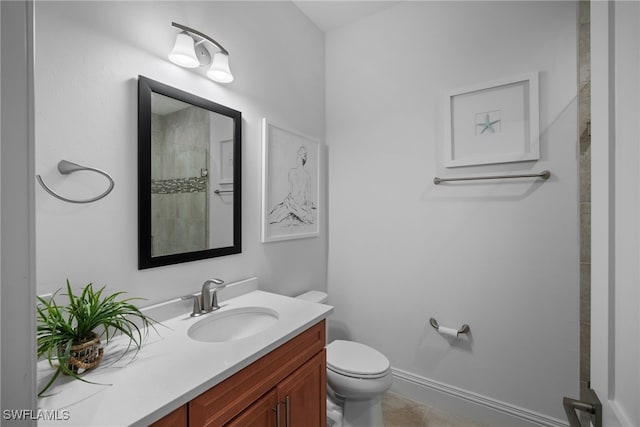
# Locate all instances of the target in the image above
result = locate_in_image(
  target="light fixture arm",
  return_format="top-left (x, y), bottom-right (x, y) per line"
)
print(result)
top-left (171, 22), bottom-right (229, 56)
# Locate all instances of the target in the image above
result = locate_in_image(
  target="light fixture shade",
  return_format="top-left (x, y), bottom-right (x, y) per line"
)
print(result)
top-left (206, 53), bottom-right (234, 83)
top-left (168, 32), bottom-right (200, 68)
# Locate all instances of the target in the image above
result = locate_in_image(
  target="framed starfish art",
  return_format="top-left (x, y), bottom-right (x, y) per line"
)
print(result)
top-left (444, 72), bottom-right (539, 167)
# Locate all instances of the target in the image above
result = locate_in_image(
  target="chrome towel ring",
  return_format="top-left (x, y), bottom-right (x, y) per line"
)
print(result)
top-left (36, 160), bottom-right (115, 204)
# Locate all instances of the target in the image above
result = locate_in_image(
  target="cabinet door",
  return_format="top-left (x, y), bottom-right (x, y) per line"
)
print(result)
top-left (225, 389), bottom-right (278, 427)
top-left (276, 349), bottom-right (326, 427)
top-left (189, 321), bottom-right (325, 427)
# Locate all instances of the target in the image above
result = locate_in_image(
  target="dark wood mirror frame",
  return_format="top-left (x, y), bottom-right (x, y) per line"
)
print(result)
top-left (138, 76), bottom-right (241, 269)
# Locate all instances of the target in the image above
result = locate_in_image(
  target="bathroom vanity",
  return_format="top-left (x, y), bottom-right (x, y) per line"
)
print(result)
top-left (153, 321), bottom-right (325, 427)
top-left (37, 288), bottom-right (332, 426)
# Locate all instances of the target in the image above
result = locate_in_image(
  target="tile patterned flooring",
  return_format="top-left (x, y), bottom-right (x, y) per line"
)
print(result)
top-left (382, 392), bottom-right (487, 427)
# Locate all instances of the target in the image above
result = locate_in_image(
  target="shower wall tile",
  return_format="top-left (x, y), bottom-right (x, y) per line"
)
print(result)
top-left (580, 263), bottom-right (591, 324)
top-left (577, 0), bottom-right (591, 397)
top-left (579, 130), bottom-right (591, 203)
top-left (580, 202), bottom-right (591, 263)
top-left (151, 106), bottom-right (211, 257)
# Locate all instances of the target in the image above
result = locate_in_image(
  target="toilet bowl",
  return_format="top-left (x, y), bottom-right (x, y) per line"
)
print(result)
top-left (296, 291), bottom-right (393, 427)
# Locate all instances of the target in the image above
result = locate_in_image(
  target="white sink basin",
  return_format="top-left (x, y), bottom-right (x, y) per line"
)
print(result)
top-left (187, 306), bottom-right (279, 343)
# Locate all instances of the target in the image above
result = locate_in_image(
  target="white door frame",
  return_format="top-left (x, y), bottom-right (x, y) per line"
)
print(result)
top-left (590, 1), bottom-right (640, 426)
top-left (0, 0), bottom-right (37, 424)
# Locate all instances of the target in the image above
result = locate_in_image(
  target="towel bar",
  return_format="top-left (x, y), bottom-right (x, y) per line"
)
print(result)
top-left (434, 170), bottom-right (550, 185)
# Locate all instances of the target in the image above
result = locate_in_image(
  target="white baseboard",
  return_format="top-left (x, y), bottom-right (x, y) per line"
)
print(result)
top-left (390, 367), bottom-right (568, 427)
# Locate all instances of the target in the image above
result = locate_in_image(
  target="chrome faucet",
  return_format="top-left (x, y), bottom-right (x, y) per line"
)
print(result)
top-left (201, 278), bottom-right (225, 312)
top-left (181, 278), bottom-right (226, 317)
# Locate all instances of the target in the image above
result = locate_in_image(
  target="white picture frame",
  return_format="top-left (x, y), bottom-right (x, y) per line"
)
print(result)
top-left (261, 118), bottom-right (320, 243)
top-left (444, 72), bottom-right (540, 168)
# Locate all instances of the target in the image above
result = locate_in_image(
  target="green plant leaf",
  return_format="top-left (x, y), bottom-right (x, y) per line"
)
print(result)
top-left (36, 280), bottom-right (158, 397)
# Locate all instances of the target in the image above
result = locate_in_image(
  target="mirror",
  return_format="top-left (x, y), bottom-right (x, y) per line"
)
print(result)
top-left (138, 76), bottom-right (241, 269)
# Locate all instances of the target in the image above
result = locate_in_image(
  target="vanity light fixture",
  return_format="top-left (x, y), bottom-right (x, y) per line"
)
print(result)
top-left (168, 22), bottom-right (234, 83)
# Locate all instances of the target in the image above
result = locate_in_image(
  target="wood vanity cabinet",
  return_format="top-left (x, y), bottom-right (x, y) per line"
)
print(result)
top-left (225, 389), bottom-right (278, 427)
top-left (150, 405), bottom-right (187, 427)
top-left (186, 320), bottom-right (326, 427)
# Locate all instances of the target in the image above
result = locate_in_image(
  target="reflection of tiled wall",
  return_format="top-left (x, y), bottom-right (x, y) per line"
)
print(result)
top-left (151, 176), bottom-right (207, 194)
top-left (578, 0), bottom-right (591, 401)
top-left (151, 107), bottom-right (209, 256)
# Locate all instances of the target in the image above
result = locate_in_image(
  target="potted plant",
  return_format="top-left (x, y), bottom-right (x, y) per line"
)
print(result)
top-left (37, 280), bottom-right (156, 396)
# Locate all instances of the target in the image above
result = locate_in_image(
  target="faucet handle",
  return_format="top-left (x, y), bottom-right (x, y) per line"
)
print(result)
top-left (210, 282), bottom-right (227, 310)
top-left (181, 294), bottom-right (202, 317)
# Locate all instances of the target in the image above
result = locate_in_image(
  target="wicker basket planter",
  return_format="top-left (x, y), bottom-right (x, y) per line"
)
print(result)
top-left (66, 332), bottom-right (104, 374)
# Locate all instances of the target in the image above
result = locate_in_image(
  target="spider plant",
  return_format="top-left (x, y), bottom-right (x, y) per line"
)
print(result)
top-left (36, 280), bottom-right (156, 397)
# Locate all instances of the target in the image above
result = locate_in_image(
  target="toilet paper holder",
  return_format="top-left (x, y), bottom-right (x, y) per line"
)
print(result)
top-left (429, 318), bottom-right (470, 335)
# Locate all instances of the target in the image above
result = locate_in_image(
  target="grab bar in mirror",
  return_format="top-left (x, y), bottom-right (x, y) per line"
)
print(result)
top-left (36, 160), bottom-right (115, 204)
top-left (214, 189), bottom-right (234, 194)
top-left (434, 170), bottom-right (550, 185)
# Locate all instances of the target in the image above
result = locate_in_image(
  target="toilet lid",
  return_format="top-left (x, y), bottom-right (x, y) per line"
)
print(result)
top-left (326, 340), bottom-right (390, 379)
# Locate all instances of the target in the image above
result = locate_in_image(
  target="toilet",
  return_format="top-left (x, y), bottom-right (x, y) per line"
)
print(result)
top-left (296, 291), bottom-right (393, 427)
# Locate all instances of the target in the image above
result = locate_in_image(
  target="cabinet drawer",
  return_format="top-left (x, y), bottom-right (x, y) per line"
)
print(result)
top-left (189, 320), bottom-right (325, 427)
top-left (150, 405), bottom-right (187, 427)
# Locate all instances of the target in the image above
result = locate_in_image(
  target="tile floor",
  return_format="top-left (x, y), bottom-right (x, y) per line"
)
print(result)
top-left (382, 391), bottom-right (487, 427)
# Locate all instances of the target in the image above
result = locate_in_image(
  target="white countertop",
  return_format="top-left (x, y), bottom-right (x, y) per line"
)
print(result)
top-left (37, 290), bottom-right (333, 427)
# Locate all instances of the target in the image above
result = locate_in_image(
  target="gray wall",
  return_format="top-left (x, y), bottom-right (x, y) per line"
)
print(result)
top-left (34, 2), bottom-right (327, 303)
top-left (326, 1), bottom-right (579, 422)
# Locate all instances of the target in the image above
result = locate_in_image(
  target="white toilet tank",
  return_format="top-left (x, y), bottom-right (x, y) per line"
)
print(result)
top-left (296, 290), bottom-right (328, 304)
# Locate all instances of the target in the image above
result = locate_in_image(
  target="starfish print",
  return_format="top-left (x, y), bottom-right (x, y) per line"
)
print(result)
top-left (477, 114), bottom-right (501, 134)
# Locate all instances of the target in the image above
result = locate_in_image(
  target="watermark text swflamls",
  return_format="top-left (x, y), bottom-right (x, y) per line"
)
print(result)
top-left (3, 409), bottom-right (71, 421)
